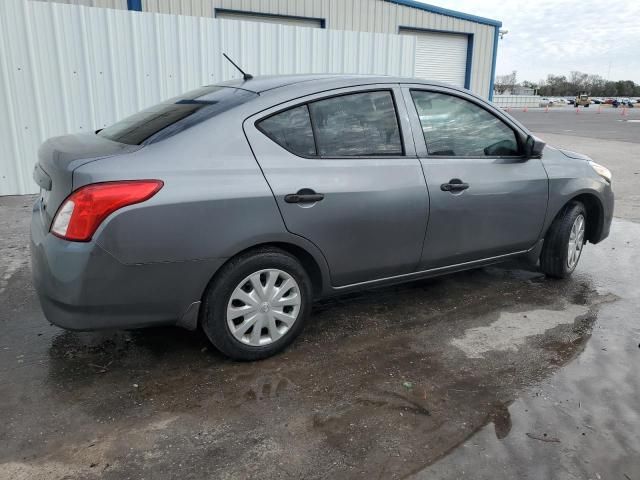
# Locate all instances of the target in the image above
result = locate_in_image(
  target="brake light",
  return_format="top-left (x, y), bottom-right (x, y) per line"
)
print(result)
top-left (51, 180), bottom-right (163, 242)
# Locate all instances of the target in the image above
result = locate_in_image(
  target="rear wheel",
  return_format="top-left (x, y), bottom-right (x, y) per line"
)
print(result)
top-left (540, 202), bottom-right (587, 278)
top-left (202, 248), bottom-right (312, 360)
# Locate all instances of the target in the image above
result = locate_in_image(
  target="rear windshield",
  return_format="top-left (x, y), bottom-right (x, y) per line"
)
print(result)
top-left (97, 86), bottom-right (256, 145)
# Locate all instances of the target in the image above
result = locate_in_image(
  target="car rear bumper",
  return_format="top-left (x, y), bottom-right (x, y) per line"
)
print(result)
top-left (30, 200), bottom-right (223, 331)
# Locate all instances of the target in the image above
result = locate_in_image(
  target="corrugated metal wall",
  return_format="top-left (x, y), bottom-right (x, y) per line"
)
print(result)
top-left (0, 0), bottom-right (415, 195)
top-left (33, 0), bottom-right (498, 99)
top-left (32, 0), bottom-right (126, 9)
top-left (142, 0), bottom-right (497, 98)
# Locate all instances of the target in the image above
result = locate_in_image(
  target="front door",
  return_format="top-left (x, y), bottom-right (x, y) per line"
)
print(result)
top-left (403, 87), bottom-right (548, 269)
top-left (245, 87), bottom-right (429, 287)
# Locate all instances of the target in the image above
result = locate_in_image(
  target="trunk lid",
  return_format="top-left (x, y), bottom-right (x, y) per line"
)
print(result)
top-left (34, 133), bottom-right (141, 228)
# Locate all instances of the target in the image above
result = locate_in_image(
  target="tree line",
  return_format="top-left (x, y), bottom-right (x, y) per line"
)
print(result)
top-left (495, 70), bottom-right (640, 97)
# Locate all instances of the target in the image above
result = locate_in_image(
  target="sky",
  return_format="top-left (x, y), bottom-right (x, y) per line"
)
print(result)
top-left (418, 0), bottom-right (640, 84)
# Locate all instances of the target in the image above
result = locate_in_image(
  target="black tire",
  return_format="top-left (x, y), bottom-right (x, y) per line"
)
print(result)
top-left (540, 201), bottom-right (587, 278)
top-left (201, 247), bottom-right (312, 361)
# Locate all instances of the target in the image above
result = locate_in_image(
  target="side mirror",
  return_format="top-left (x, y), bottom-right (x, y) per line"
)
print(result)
top-left (525, 135), bottom-right (545, 158)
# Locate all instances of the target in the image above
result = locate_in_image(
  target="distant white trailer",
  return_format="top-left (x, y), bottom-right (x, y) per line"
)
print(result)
top-left (492, 95), bottom-right (543, 109)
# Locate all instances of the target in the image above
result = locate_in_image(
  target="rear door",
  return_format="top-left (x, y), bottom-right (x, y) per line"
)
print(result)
top-left (402, 86), bottom-right (548, 269)
top-left (244, 86), bottom-right (429, 287)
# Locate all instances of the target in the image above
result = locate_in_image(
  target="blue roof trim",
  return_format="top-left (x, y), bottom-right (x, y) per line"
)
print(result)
top-left (488, 26), bottom-right (499, 100)
top-left (464, 34), bottom-right (474, 90)
top-left (127, 0), bottom-right (142, 11)
top-left (384, 0), bottom-right (502, 27)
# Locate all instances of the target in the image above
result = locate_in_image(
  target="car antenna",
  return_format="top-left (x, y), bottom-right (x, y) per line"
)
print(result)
top-left (222, 53), bottom-right (253, 81)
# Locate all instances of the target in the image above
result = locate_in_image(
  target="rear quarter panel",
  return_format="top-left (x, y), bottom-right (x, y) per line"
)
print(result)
top-left (71, 114), bottom-right (298, 266)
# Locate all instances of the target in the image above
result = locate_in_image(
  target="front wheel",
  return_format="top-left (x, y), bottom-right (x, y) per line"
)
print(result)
top-left (201, 248), bottom-right (312, 361)
top-left (540, 202), bottom-right (587, 278)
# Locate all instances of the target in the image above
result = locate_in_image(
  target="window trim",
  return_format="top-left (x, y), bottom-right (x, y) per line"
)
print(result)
top-left (214, 8), bottom-right (326, 29)
top-left (408, 87), bottom-right (527, 160)
top-left (255, 88), bottom-right (407, 160)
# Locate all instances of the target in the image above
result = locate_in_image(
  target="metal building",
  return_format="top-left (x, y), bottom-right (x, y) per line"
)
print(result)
top-left (3, 0), bottom-right (501, 195)
top-left (36, 0), bottom-right (502, 100)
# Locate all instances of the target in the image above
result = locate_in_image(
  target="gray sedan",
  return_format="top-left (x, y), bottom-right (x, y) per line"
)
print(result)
top-left (30, 75), bottom-right (614, 360)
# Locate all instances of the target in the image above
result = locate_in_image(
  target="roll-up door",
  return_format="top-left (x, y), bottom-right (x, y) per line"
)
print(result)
top-left (400, 29), bottom-right (468, 87)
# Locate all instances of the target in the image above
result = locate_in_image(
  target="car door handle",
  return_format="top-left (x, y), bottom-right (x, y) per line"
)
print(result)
top-left (441, 179), bottom-right (469, 192)
top-left (284, 189), bottom-right (325, 204)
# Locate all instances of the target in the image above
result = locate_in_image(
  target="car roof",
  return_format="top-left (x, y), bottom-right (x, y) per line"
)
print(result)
top-left (212, 74), bottom-right (457, 94)
top-left (204, 74), bottom-right (530, 134)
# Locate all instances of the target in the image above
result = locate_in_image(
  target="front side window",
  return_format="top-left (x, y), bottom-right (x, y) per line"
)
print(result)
top-left (308, 91), bottom-right (403, 156)
top-left (411, 90), bottom-right (520, 157)
top-left (257, 105), bottom-right (316, 156)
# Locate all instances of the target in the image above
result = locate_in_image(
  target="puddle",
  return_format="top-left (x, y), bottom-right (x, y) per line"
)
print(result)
top-left (451, 303), bottom-right (590, 358)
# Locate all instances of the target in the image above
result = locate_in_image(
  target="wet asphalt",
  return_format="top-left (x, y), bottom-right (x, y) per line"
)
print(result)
top-left (510, 105), bottom-right (640, 143)
top-left (1, 112), bottom-right (639, 479)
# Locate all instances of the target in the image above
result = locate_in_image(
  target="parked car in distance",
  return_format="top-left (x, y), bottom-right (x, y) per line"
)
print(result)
top-left (31, 75), bottom-right (615, 360)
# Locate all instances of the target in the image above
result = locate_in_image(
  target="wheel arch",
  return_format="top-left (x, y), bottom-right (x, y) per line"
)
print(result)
top-left (267, 242), bottom-right (325, 297)
top-left (547, 192), bottom-right (605, 244)
top-left (199, 239), bottom-right (329, 310)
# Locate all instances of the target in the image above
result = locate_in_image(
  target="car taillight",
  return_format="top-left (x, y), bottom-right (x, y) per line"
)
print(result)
top-left (51, 180), bottom-right (163, 242)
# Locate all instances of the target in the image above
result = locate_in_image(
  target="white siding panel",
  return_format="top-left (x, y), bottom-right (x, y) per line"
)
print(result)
top-left (139, 0), bottom-right (497, 99)
top-left (32, 0), bottom-right (126, 9)
top-left (0, 0), bottom-right (415, 194)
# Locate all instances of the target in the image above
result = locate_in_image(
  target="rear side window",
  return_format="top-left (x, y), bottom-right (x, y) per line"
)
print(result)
top-left (308, 91), bottom-right (402, 156)
top-left (257, 90), bottom-right (403, 158)
top-left (258, 105), bottom-right (316, 156)
top-left (411, 90), bottom-right (520, 157)
top-left (98, 86), bottom-right (256, 145)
